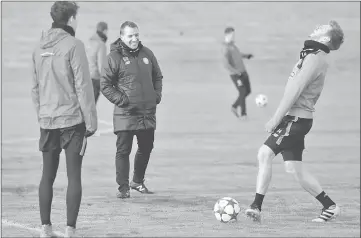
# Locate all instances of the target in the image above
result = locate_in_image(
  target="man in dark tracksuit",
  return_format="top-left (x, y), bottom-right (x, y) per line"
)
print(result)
top-left (222, 27), bottom-right (253, 119)
top-left (100, 21), bottom-right (163, 199)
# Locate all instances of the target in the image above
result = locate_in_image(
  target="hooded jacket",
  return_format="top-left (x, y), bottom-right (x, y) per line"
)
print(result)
top-left (100, 39), bottom-right (163, 132)
top-left (31, 28), bottom-right (98, 131)
top-left (87, 33), bottom-right (107, 80)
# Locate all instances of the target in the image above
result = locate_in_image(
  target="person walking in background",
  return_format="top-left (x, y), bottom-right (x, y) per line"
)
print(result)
top-left (31, 1), bottom-right (97, 237)
top-left (87, 21), bottom-right (108, 104)
top-left (100, 21), bottom-right (163, 199)
top-left (222, 27), bottom-right (253, 120)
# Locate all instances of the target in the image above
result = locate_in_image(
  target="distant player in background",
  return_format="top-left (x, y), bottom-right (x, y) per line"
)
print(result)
top-left (222, 27), bottom-right (253, 120)
top-left (245, 20), bottom-right (344, 222)
top-left (87, 21), bottom-right (108, 104)
top-left (31, 2), bottom-right (97, 237)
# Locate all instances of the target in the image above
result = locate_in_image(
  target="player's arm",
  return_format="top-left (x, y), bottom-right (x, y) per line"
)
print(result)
top-left (70, 40), bottom-right (98, 134)
top-left (240, 52), bottom-right (253, 59)
top-left (150, 53), bottom-right (163, 104)
top-left (100, 55), bottom-right (129, 107)
top-left (272, 55), bottom-right (321, 123)
top-left (31, 52), bottom-right (40, 118)
top-left (222, 48), bottom-right (242, 75)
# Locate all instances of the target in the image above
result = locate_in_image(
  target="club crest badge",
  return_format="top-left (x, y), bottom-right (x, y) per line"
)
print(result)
top-left (143, 57), bottom-right (149, 64)
top-left (123, 57), bottom-right (130, 65)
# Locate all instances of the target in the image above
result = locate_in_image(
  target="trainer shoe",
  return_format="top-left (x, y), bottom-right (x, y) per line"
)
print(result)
top-left (240, 115), bottom-right (248, 121)
top-left (231, 106), bottom-right (240, 118)
top-left (130, 181), bottom-right (153, 194)
top-left (245, 205), bottom-right (261, 222)
top-left (312, 205), bottom-right (340, 222)
top-left (116, 189), bottom-right (130, 199)
top-left (64, 226), bottom-right (76, 237)
top-left (40, 224), bottom-right (53, 238)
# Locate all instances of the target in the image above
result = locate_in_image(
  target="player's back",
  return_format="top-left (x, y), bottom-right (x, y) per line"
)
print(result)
top-left (288, 51), bottom-right (329, 118)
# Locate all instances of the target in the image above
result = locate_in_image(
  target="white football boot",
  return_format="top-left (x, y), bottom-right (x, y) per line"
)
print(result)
top-left (40, 224), bottom-right (53, 238)
top-left (64, 226), bottom-right (76, 237)
top-left (312, 205), bottom-right (340, 222)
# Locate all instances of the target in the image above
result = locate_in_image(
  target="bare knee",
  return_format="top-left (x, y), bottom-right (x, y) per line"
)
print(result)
top-left (257, 145), bottom-right (275, 165)
top-left (284, 161), bottom-right (304, 180)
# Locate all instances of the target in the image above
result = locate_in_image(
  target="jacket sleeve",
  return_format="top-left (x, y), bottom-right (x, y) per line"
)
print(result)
top-left (97, 43), bottom-right (107, 77)
top-left (31, 51), bottom-right (40, 119)
top-left (151, 53), bottom-right (163, 104)
top-left (70, 40), bottom-right (98, 132)
top-left (100, 54), bottom-right (129, 107)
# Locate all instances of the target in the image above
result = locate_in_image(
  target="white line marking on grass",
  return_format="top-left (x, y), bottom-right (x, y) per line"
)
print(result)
top-left (2, 219), bottom-right (65, 237)
top-left (2, 127), bottom-right (114, 145)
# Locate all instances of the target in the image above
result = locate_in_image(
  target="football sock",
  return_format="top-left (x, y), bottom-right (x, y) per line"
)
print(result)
top-left (252, 193), bottom-right (265, 211)
top-left (315, 191), bottom-right (336, 209)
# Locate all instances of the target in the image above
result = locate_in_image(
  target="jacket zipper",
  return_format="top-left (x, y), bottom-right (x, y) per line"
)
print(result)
top-left (135, 55), bottom-right (147, 129)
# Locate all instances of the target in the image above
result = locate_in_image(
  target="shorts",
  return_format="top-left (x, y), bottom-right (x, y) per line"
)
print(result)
top-left (39, 122), bottom-right (86, 155)
top-left (264, 115), bottom-right (313, 161)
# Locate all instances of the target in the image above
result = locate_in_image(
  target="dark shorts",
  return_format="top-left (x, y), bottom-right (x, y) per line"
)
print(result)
top-left (39, 122), bottom-right (86, 155)
top-left (264, 115), bottom-right (313, 161)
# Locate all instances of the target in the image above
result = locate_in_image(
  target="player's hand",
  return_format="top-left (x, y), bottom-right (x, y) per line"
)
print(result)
top-left (236, 79), bottom-right (243, 86)
top-left (265, 118), bottom-right (278, 133)
top-left (247, 54), bottom-right (254, 59)
top-left (85, 130), bottom-right (96, 138)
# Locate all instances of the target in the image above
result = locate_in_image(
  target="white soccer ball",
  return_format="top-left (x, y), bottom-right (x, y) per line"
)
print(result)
top-left (214, 197), bottom-right (241, 223)
top-left (255, 94), bottom-right (268, 107)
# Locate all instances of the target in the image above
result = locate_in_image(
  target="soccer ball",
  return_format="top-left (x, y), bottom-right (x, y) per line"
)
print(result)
top-left (255, 94), bottom-right (268, 107)
top-left (214, 197), bottom-right (241, 223)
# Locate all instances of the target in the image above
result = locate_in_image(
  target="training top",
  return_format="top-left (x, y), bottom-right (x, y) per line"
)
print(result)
top-left (222, 42), bottom-right (247, 75)
top-left (276, 51), bottom-right (329, 120)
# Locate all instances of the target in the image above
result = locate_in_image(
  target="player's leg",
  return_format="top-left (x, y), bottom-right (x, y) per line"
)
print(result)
top-left (245, 117), bottom-right (290, 221)
top-left (230, 75), bottom-right (242, 117)
top-left (92, 78), bottom-right (101, 104)
top-left (131, 129), bottom-right (155, 194)
top-left (238, 86), bottom-right (247, 118)
top-left (38, 128), bottom-right (61, 237)
top-left (61, 123), bottom-right (86, 235)
top-left (242, 72), bottom-right (251, 97)
top-left (282, 147), bottom-right (339, 222)
top-left (115, 130), bottom-right (134, 198)
top-left (245, 145), bottom-right (277, 221)
top-left (238, 72), bottom-right (251, 119)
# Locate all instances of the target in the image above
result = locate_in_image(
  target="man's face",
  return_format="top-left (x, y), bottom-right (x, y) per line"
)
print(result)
top-left (225, 32), bottom-right (235, 43)
top-left (67, 15), bottom-right (78, 31)
top-left (120, 26), bottom-right (140, 49)
top-left (103, 29), bottom-right (108, 36)
top-left (309, 24), bottom-right (331, 41)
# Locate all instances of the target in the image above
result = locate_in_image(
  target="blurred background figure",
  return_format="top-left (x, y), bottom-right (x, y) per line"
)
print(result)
top-left (222, 27), bottom-right (253, 120)
top-left (87, 21), bottom-right (108, 104)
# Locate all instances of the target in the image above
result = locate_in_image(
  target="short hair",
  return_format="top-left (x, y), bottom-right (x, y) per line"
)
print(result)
top-left (96, 21), bottom-right (108, 32)
top-left (50, 1), bottom-right (79, 25)
top-left (224, 27), bottom-right (235, 34)
top-left (328, 20), bottom-right (344, 50)
top-left (120, 21), bottom-right (138, 35)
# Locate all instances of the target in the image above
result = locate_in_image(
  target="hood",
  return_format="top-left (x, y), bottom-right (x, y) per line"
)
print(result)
top-left (39, 28), bottom-right (70, 49)
top-left (110, 38), bottom-right (123, 52)
top-left (110, 38), bottom-right (143, 57)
